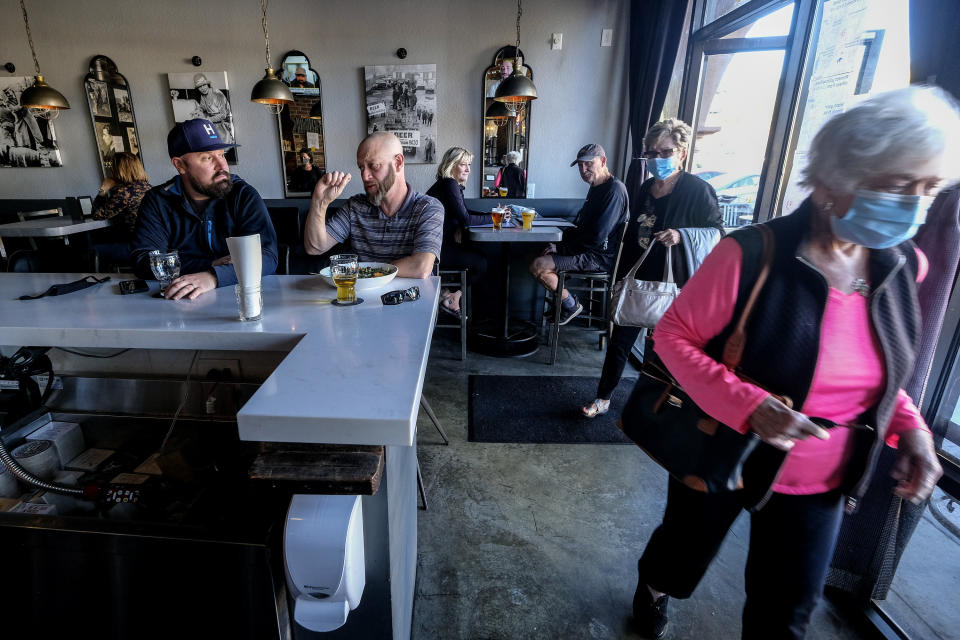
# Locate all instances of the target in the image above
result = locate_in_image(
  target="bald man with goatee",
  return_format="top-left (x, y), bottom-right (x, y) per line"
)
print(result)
top-left (304, 131), bottom-right (443, 279)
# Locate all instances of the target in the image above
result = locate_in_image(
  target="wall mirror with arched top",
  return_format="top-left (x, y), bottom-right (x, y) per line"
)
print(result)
top-left (277, 50), bottom-right (326, 197)
top-left (84, 55), bottom-right (143, 179)
top-left (481, 46), bottom-right (532, 198)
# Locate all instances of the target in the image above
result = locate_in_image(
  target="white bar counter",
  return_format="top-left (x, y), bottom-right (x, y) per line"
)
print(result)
top-left (1, 272), bottom-right (439, 446)
top-left (0, 271), bottom-right (438, 640)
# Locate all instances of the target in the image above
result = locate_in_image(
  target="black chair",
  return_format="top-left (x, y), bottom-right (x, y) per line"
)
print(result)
top-left (267, 206), bottom-right (301, 274)
top-left (435, 268), bottom-right (469, 360)
top-left (544, 220), bottom-right (629, 365)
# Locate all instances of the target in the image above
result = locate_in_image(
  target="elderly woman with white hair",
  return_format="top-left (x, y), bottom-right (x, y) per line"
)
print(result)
top-left (628, 85), bottom-right (959, 640)
top-left (495, 150), bottom-right (527, 197)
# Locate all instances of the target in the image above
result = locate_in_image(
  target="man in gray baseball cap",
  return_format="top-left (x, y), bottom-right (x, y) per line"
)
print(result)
top-left (529, 142), bottom-right (628, 325)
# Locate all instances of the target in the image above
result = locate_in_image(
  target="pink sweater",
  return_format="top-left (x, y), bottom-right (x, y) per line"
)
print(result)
top-left (652, 238), bottom-right (930, 495)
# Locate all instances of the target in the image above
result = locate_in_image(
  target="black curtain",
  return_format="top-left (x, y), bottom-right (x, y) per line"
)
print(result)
top-left (624, 0), bottom-right (690, 215)
top-left (908, 0), bottom-right (960, 99)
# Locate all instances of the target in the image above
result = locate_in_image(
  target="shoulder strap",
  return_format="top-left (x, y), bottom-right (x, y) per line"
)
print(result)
top-left (721, 225), bottom-right (773, 368)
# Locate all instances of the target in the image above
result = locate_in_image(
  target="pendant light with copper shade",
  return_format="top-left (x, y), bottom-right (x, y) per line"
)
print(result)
top-left (17, 0), bottom-right (69, 119)
top-left (250, 0), bottom-right (293, 114)
top-left (493, 0), bottom-right (537, 117)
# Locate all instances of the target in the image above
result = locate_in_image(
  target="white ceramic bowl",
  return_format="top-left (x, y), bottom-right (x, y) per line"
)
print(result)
top-left (319, 262), bottom-right (399, 291)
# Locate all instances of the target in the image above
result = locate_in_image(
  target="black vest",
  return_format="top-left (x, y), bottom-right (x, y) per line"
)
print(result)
top-left (705, 198), bottom-right (921, 504)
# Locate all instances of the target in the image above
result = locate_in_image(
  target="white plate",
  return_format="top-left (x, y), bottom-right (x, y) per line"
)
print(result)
top-left (318, 262), bottom-right (399, 291)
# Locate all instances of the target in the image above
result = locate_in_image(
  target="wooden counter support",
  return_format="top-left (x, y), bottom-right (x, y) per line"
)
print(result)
top-left (249, 443), bottom-right (385, 495)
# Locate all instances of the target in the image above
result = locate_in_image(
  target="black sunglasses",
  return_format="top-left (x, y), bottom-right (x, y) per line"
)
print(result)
top-left (381, 286), bottom-right (421, 305)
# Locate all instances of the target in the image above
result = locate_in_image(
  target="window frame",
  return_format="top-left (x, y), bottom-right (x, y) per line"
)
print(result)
top-left (679, 0), bottom-right (819, 224)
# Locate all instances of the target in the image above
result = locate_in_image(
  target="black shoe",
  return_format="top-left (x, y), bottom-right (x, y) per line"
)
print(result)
top-left (557, 302), bottom-right (583, 326)
top-left (633, 582), bottom-right (669, 639)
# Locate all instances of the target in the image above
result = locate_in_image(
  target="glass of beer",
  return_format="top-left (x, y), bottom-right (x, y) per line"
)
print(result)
top-left (490, 207), bottom-right (505, 231)
top-left (330, 254), bottom-right (359, 304)
top-left (521, 208), bottom-right (536, 230)
top-left (498, 187), bottom-right (508, 197)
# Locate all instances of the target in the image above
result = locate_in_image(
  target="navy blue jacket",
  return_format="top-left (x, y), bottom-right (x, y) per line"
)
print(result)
top-left (131, 175), bottom-right (278, 287)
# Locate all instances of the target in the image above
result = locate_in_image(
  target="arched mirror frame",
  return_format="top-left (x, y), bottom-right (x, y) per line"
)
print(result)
top-left (83, 55), bottom-right (143, 179)
top-left (481, 46), bottom-right (532, 198)
top-left (277, 50), bottom-right (326, 197)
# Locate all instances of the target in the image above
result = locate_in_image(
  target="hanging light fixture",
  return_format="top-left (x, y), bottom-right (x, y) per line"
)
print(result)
top-left (485, 101), bottom-right (510, 128)
top-left (17, 0), bottom-right (69, 119)
top-left (494, 0), bottom-right (537, 112)
top-left (250, 0), bottom-right (293, 114)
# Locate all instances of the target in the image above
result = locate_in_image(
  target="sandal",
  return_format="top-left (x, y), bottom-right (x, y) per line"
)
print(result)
top-left (581, 398), bottom-right (610, 418)
top-left (438, 300), bottom-right (462, 320)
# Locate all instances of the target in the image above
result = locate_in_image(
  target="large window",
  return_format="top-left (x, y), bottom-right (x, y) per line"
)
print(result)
top-left (681, 1), bottom-right (801, 228)
top-left (679, 0), bottom-right (911, 226)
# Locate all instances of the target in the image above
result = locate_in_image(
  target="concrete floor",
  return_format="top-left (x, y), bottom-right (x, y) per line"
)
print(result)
top-left (412, 330), bottom-right (870, 640)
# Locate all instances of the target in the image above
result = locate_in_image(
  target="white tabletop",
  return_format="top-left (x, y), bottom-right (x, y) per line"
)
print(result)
top-left (0, 217), bottom-right (114, 237)
top-left (468, 225), bottom-right (564, 243)
top-left (0, 273), bottom-right (439, 446)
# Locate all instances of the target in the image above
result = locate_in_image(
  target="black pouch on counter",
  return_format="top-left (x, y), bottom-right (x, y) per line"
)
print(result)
top-left (19, 275), bottom-right (110, 300)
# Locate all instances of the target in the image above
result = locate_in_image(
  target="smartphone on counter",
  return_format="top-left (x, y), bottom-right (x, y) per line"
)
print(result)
top-left (119, 279), bottom-right (149, 295)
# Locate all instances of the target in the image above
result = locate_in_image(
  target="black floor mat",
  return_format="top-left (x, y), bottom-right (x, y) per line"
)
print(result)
top-left (467, 375), bottom-right (637, 444)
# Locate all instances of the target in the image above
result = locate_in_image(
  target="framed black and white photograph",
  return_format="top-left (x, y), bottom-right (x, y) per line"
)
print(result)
top-left (364, 63), bottom-right (437, 164)
top-left (87, 79), bottom-right (111, 118)
top-left (126, 126), bottom-right (139, 156)
top-left (167, 70), bottom-right (237, 164)
top-left (83, 55), bottom-right (143, 178)
top-left (0, 76), bottom-right (64, 168)
top-left (114, 88), bottom-right (133, 123)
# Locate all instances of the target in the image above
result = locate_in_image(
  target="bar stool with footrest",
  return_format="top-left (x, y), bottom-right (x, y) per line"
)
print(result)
top-left (544, 221), bottom-right (628, 365)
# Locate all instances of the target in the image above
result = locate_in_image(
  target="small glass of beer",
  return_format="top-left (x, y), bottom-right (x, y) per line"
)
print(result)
top-left (521, 208), bottom-right (536, 230)
top-left (490, 207), bottom-right (505, 231)
top-left (498, 187), bottom-right (508, 197)
top-left (330, 254), bottom-right (359, 304)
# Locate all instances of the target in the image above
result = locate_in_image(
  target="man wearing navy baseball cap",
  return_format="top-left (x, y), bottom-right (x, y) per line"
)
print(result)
top-left (130, 118), bottom-right (277, 299)
top-left (528, 143), bottom-right (628, 324)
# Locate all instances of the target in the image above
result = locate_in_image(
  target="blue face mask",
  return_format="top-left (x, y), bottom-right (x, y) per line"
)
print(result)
top-left (829, 189), bottom-right (934, 249)
top-left (649, 156), bottom-right (679, 181)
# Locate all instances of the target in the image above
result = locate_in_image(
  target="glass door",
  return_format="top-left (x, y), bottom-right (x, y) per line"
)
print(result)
top-left (681, 3), bottom-right (795, 228)
top-left (875, 272), bottom-right (960, 639)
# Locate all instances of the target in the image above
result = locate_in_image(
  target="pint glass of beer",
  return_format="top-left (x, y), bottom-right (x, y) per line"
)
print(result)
top-left (330, 254), bottom-right (359, 304)
top-left (521, 208), bottom-right (536, 230)
top-left (490, 208), bottom-right (505, 231)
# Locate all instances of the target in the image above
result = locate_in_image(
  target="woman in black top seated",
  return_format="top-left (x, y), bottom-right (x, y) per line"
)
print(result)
top-left (426, 146), bottom-right (489, 318)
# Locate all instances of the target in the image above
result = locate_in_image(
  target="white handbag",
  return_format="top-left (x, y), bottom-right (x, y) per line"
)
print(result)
top-left (608, 243), bottom-right (679, 328)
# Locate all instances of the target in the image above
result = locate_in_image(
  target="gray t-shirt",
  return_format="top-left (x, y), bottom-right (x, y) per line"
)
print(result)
top-left (326, 184), bottom-right (444, 262)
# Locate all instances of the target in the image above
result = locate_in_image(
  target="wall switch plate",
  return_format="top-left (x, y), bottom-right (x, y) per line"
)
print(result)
top-left (601, 29), bottom-right (613, 47)
top-left (551, 33), bottom-right (562, 50)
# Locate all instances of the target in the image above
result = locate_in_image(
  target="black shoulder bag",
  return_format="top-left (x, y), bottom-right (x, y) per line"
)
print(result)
top-left (618, 225), bottom-right (791, 510)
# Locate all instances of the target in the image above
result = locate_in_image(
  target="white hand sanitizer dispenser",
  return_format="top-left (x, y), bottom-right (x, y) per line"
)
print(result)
top-left (284, 494), bottom-right (365, 632)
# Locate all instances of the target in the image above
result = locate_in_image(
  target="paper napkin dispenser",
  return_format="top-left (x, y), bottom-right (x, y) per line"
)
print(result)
top-left (284, 494), bottom-right (365, 632)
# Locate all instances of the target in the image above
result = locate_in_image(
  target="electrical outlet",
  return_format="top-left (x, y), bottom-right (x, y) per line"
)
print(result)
top-left (551, 33), bottom-right (562, 50)
top-left (196, 358), bottom-right (241, 379)
top-left (601, 28), bottom-right (613, 47)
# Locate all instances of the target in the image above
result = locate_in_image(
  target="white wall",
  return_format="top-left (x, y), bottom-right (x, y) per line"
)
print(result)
top-left (0, 0), bottom-right (630, 201)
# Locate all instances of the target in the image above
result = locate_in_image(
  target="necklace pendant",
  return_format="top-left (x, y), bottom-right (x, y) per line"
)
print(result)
top-left (851, 278), bottom-right (871, 297)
